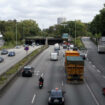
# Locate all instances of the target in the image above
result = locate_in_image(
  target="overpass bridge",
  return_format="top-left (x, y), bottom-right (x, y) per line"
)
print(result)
top-left (25, 37), bottom-right (68, 45)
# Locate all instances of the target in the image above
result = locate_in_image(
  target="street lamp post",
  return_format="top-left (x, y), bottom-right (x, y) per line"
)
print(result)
top-left (16, 21), bottom-right (17, 46)
top-left (75, 20), bottom-right (76, 45)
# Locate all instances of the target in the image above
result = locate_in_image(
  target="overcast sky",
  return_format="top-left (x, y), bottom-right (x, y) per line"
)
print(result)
top-left (0, 0), bottom-right (104, 29)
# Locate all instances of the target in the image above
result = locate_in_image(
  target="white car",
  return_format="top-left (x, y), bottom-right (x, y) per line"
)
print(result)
top-left (50, 53), bottom-right (58, 61)
top-left (69, 44), bottom-right (74, 49)
top-left (79, 48), bottom-right (87, 60)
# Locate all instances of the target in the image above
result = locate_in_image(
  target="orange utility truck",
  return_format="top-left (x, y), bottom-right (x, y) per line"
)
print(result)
top-left (65, 50), bottom-right (84, 83)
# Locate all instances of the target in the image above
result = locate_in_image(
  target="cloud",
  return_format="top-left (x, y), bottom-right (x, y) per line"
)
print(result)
top-left (0, 0), bottom-right (104, 29)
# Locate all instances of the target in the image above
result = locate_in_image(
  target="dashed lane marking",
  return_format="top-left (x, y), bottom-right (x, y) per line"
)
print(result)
top-left (97, 69), bottom-right (101, 73)
top-left (92, 65), bottom-right (96, 68)
top-left (31, 94), bottom-right (36, 104)
top-left (103, 76), bottom-right (105, 79)
top-left (89, 61), bottom-right (92, 64)
top-left (62, 81), bottom-right (64, 86)
top-left (85, 80), bottom-right (100, 105)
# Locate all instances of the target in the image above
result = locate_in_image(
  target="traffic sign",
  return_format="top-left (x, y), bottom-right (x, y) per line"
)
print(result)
top-left (24, 46), bottom-right (29, 51)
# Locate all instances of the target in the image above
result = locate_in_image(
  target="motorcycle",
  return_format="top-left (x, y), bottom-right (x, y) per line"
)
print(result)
top-left (39, 82), bottom-right (43, 89)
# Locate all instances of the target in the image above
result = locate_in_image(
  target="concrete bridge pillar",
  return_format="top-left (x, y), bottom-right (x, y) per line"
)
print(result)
top-left (45, 38), bottom-right (48, 45)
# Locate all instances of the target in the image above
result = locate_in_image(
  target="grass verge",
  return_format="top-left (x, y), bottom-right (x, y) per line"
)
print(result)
top-left (0, 41), bottom-right (23, 50)
top-left (72, 37), bottom-right (85, 49)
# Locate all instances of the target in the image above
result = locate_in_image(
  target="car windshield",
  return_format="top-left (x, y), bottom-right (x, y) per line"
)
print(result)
top-left (51, 90), bottom-right (62, 97)
top-left (24, 67), bottom-right (31, 71)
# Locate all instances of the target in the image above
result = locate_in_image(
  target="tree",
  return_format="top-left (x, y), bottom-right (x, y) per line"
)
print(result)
top-left (4, 31), bottom-right (15, 42)
top-left (90, 4), bottom-right (105, 36)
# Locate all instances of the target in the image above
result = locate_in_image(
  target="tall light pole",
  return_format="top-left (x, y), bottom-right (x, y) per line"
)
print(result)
top-left (75, 20), bottom-right (76, 45)
top-left (16, 21), bottom-right (17, 46)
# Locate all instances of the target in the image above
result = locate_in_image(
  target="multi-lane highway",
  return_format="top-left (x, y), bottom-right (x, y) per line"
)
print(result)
top-left (0, 46), bottom-right (41, 75)
top-left (0, 39), bottom-right (4, 47)
top-left (0, 38), bottom-right (105, 105)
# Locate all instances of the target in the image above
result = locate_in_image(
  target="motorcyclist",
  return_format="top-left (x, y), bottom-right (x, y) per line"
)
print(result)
top-left (39, 76), bottom-right (44, 84)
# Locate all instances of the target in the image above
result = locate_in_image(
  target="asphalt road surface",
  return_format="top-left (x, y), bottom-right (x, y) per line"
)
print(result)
top-left (0, 39), bottom-right (4, 47)
top-left (0, 41), bottom-right (105, 105)
top-left (0, 46), bottom-right (41, 75)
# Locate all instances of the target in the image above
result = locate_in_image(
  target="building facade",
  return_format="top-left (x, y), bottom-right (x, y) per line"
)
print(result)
top-left (57, 17), bottom-right (66, 24)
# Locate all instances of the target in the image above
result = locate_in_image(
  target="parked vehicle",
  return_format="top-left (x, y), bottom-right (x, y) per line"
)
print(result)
top-left (0, 57), bottom-right (4, 63)
top-left (50, 53), bottom-right (58, 61)
top-left (8, 51), bottom-right (15, 56)
top-left (48, 88), bottom-right (65, 105)
top-left (65, 51), bottom-right (84, 83)
top-left (22, 66), bottom-right (34, 77)
top-left (1, 49), bottom-right (8, 55)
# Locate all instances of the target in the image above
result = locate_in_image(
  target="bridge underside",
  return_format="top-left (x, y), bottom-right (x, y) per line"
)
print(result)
top-left (25, 38), bottom-right (65, 45)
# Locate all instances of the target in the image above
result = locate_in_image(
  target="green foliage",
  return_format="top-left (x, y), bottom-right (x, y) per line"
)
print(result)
top-left (44, 20), bottom-right (90, 38)
top-left (0, 19), bottom-right (41, 44)
top-left (74, 37), bottom-right (85, 49)
top-left (4, 31), bottom-right (15, 42)
top-left (90, 4), bottom-right (105, 36)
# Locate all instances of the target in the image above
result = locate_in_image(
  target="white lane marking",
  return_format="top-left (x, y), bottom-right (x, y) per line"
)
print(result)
top-left (89, 61), bottom-right (92, 64)
top-left (41, 73), bottom-right (44, 77)
top-left (97, 69), bottom-right (101, 73)
top-left (36, 73), bottom-right (39, 76)
top-left (31, 94), bottom-right (36, 104)
top-left (34, 71), bottom-right (40, 75)
top-left (92, 65), bottom-right (96, 68)
top-left (103, 76), bottom-right (105, 79)
top-left (62, 81), bottom-right (64, 86)
top-left (85, 80), bottom-right (100, 105)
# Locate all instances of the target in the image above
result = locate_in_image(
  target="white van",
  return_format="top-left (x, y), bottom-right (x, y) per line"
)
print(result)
top-left (50, 53), bottom-right (58, 61)
top-left (54, 43), bottom-right (60, 50)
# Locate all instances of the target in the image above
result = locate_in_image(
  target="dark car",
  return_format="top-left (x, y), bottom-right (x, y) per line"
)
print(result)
top-left (1, 49), bottom-right (8, 55)
top-left (63, 45), bottom-right (67, 49)
top-left (8, 51), bottom-right (15, 56)
top-left (73, 47), bottom-right (78, 51)
top-left (48, 88), bottom-right (65, 105)
top-left (0, 57), bottom-right (4, 63)
top-left (22, 66), bottom-right (34, 77)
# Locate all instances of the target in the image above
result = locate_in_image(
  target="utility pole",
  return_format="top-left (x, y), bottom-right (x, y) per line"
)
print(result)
top-left (75, 20), bottom-right (76, 45)
top-left (16, 21), bottom-right (17, 46)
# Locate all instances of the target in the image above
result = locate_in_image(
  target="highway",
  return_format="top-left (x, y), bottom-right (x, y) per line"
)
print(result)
top-left (0, 46), bottom-right (41, 75)
top-left (0, 39), bottom-right (4, 47)
top-left (0, 38), bottom-right (105, 105)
